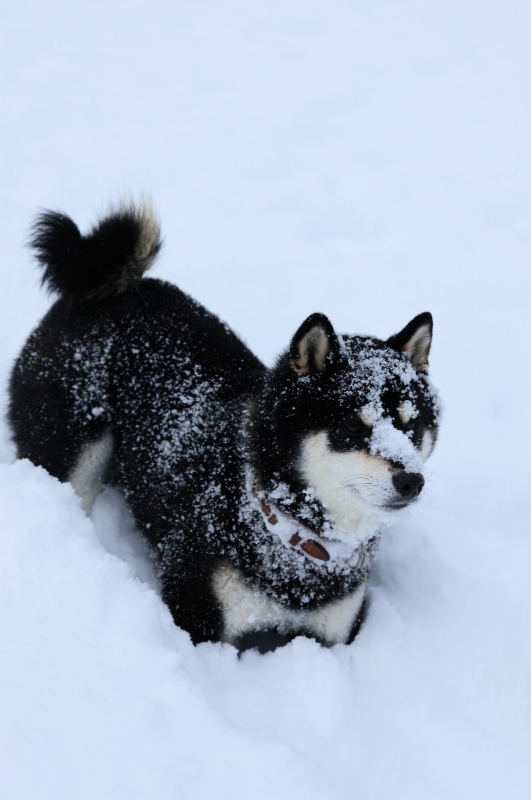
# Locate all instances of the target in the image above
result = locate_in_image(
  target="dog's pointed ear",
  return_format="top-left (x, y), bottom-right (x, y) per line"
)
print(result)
top-left (386, 312), bottom-right (433, 373)
top-left (289, 313), bottom-right (338, 376)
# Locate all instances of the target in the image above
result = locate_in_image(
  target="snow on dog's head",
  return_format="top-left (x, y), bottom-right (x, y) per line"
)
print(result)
top-left (250, 312), bottom-right (439, 541)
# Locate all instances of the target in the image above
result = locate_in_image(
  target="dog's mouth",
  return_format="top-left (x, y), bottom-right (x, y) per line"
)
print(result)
top-left (384, 499), bottom-right (415, 510)
top-left (345, 487), bottom-right (417, 513)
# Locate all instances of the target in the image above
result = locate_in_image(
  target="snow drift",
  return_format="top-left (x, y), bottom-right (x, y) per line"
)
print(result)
top-left (2, 0), bottom-right (531, 797)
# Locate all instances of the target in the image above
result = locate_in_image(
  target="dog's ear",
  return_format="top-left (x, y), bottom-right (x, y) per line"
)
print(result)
top-left (386, 312), bottom-right (433, 373)
top-left (289, 313), bottom-right (338, 376)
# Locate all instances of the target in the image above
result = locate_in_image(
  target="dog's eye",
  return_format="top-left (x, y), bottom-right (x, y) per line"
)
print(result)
top-left (340, 417), bottom-right (367, 439)
top-left (327, 415), bottom-right (370, 452)
top-left (346, 423), bottom-right (363, 436)
top-left (405, 420), bottom-right (416, 433)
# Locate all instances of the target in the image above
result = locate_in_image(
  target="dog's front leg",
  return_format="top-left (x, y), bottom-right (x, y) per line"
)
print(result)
top-left (159, 555), bottom-right (225, 645)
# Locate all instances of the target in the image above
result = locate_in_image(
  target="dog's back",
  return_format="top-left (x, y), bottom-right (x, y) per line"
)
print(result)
top-left (10, 204), bottom-right (264, 497)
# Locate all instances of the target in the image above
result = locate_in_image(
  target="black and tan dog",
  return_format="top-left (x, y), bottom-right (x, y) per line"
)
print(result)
top-left (9, 202), bottom-right (439, 651)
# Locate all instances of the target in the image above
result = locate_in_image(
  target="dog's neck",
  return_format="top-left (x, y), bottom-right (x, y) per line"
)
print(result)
top-left (247, 446), bottom-right (395, 555)
top-left (242, 400), bottom-right (330, 536)
top-left (251, 472), bottom-right (330, 536)
top-left (243, 400), bottom-right (388, 546)
top-left (251, 480), bottom-right (371, 571)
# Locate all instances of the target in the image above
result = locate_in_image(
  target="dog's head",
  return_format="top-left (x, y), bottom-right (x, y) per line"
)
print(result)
top-left (251, 312), bottom-right (439, 536)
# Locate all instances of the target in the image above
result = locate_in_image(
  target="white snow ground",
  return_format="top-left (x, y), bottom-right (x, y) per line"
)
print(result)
top-left (1, 1), bottom-right (531, 798)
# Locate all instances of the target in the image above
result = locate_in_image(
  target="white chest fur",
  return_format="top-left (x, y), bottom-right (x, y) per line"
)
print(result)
top-left (212, 563), bottom-right (367, 646)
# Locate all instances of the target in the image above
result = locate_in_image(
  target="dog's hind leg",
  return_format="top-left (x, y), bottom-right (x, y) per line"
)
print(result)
top-left (68, 428), bottom-right (114, 513)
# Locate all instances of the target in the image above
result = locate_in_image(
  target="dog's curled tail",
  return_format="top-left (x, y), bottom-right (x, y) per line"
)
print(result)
top-left (29, 201), bottom-right (162, 303)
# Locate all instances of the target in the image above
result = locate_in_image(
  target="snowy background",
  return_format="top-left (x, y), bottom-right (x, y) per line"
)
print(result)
top-left (1, 1), bottom-right (531, 797)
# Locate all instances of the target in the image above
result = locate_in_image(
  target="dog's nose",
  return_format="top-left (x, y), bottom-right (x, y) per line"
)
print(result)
top-left (392, 471), bottom-right (425, 500)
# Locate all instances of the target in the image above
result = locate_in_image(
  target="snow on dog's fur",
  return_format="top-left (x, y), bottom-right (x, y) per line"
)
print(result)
top-left (9, 201), bottom-right (440, 652)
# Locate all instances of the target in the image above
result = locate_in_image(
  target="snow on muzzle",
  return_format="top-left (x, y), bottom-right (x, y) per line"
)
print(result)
top-left (369, 417), bottom-right (425, 504)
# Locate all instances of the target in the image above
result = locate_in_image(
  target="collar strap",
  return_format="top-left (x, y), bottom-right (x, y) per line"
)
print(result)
top-left (288, 532), bottom-right (331, 561)
top-left (254, 486), bottom-right (330, 561)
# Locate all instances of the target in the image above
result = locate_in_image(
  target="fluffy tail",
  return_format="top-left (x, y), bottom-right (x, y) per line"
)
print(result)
top-left (29, 201), bottom-right (162, 303)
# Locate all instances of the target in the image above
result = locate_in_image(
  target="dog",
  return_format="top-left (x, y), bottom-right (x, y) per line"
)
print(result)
top-left (9, 202), bottom-right (439, 652)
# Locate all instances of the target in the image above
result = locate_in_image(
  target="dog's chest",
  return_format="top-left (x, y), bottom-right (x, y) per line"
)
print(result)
top-left (212, 563), bottom-right (367, 645)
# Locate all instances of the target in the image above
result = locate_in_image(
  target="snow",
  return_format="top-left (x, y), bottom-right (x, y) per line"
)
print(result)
top-left (370, 416), bottom-right (422, 473)
top-left (1, 1), bottom-right (531, 798)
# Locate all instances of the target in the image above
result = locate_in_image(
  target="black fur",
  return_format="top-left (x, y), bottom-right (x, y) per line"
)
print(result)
top-left (30, 206), bottom-right (161, 304)
top-left (9, 205), bottom-right (439, 647)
